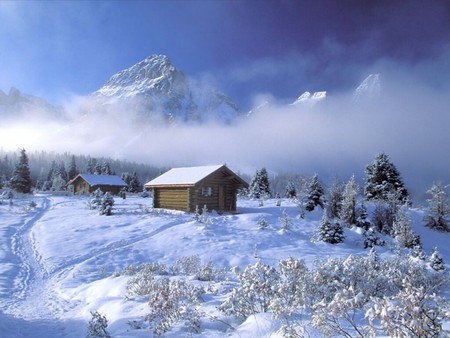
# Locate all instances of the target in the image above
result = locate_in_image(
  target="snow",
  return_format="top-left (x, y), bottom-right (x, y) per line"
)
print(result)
top-left (144, 164), bottom-right (224, 186)
top-left (75, 174), bottom-right (127, 187)
top-left (291, 91), bottom-right (327, 106)
top-left (0, 193), bottom-right (448, 337)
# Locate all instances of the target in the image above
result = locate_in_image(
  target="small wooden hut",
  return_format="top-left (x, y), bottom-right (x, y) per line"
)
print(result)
top-left (67, 174), bottom-right (127, 195)
top-left (144, 164), bottom-right (248, 213)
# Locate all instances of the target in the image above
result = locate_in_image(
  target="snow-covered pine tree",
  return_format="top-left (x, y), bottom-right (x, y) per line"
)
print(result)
top-left (424, 182), bottom-right (449, 232)
top-left (429, 247), bottom-right (445, 272)
top-left (392, 208), bottom-right (421, 249)
top-left (364, 152), bottom-right (408, 203)
top-left (129, 171), bottom-right (142, 193)
top-left (86, 158), bottom-right (97, 174)
top-left (285, 180), bottom-right (297, 198)
top-left (101, 162), bottom-right (113, 175)
top-left (339, 174), bottom-right (359, 226)
top-left (305, 173), bottom-right (325, 212)
top-left (99, 192), bottom-right (114, 216)
top-left (318, 213), bottom-right (344, 244)
top-left (248, 168), bottom-right (271, 199)
top-left (355, 201), bottom-right (371, 229)
top-left (9, 149), bottom-right (32, 193)
top-left (326, 176), bottom-right (344, 219)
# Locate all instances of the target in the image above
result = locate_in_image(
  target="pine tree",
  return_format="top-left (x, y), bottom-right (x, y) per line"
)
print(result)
top-left (429, 247), bottom-right (445, 272)
top-left (339, 175), bottom-right (359, 226)
top-left (305, 173), bottom-right (325, 212)
top-left (9, 149), bottom-right (32, 193)
top-left (87, 157), bottom-right (97, 174)
top-left (129, 172), bottom-right (142, 193)
top-left (68, 155), bottom-right (79, 181)
top-left (326, 176), bottom-right (344, 219)
top-left (355, 201), bottom-right (371, 229)
top-left (392, 208), bottom-right (421, 249)
top-left (248, 168), bottom-right (271, 199)
top-left (285, 181), bottom-right (297, 198)
top-left (424, 182), bottom-right (449, 232)
top-left (364, 152), bottom-right (408, 203)
top-left (101, 162), bottom-right (112, 175)
top-left (318, 213), bottom-right (344, 244)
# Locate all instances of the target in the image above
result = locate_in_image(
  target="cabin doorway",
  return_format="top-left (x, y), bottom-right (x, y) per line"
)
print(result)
top-left (218, 185), bottom-right (225, 212)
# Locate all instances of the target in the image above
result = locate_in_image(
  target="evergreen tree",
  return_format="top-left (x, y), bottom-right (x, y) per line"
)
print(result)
top-left (364, 152), bottom-right (408, 203)
top-left (129, 171), bottom-right (142, 193)
top-left (355, 201), bottom-right (371, 229)
top-left (59, 161), bottom-right (68, 183)
top-left (285, 181), bottom-right (297, 198)
top-left (68, 155), bottom-right (79, 181)
top-left (318, 213), bottom-right (344, 244)
top-left (87, 158), bottom-right (97, 174)
top-left (339, 175), bottom-right (359, 225)
top-left (424, 182), bottom-right (449, 232)
top-left (94, 162), bottom-right (103, 175)
top-left (429, 247), bottom-right (445, 272)
top-left (9, 149), bottom-right (32, 193)
top-left (326, 176), bottom-right (344, 219)
top-left (101, 162), bottom-right (112, 175)
top-left (392, 208), bottom-right (421, 249)
top-left (305, 173), bottom-right (325, 212)
top-left (248, 168), bottom-right (271, 199)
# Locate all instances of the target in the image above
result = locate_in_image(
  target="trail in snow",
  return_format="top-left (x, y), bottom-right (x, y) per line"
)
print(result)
top-left (0, 196), bottom-right (80, 337)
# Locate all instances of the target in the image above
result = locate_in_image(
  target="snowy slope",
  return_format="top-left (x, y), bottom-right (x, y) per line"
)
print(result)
top-left (0, 194), bottom-right (448, 337)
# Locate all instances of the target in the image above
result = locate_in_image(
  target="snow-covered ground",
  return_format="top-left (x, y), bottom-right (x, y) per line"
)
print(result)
top-left (0, 194), bottom-right (448, 337)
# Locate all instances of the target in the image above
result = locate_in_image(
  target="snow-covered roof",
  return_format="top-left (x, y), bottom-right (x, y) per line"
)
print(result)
top-left (74, 174), bottom-right (127, 187)
top-left (145, 165), bottom-right (225, 187)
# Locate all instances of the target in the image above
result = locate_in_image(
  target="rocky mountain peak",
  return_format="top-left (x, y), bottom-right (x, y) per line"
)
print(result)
top-left (92, 54), bottom-right (242, 124)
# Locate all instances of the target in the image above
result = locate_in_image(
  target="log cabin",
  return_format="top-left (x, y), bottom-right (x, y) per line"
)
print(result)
top-left (67, 174), bottom-right (127, 195)
top-left (144, 164), bottom-right (248, 213)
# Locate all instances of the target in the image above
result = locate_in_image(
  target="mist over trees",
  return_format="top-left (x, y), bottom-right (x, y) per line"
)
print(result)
top-left (0, 149), bottom-right (164, 192)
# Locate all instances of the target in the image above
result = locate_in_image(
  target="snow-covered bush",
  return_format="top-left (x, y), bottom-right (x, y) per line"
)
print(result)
top-left (365, 275), bottom-right (449, 338)
top-left (86, 311), bottom-right (110, 338)
top-left (169, 255), bottom-right (201, 276)
top-left (195, 260), bottom-right (226, 282)
top-left (273, 257), bottom-right (310, 316)
top-left (193, 205), bottom-right (211, 224)
top-left (219, 262), bottom-right (280, 317)
top-left (146, 278), bottom-right (204, 337)
top-left (258, 216), bottom-right (269, 230)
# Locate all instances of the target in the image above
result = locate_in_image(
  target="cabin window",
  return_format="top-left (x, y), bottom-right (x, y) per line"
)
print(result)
top-left (202, 187), bottom-right (213, 197)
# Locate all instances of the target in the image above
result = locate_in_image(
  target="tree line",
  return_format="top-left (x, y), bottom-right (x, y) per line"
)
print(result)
top-left (0, 149), bottom-right (164, 193)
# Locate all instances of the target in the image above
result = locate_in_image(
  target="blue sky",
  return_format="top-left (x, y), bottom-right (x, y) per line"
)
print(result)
top-left (1, 0), bottom-right (449, 109)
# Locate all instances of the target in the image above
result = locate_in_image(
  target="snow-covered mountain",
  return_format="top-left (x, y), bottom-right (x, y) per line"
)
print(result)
top-left (92, 54), bottom-right (242, 124)
top-left (353, 73), bottom-right (381, 101)
top-left (0, 87), bottom-right (63, 120)
top-left (291, 91), bottom-right (327, 106)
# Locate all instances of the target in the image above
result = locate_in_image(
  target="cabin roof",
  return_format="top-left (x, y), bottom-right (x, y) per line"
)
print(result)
top-left (145, 165), bottom-right (224, 187)
top-left (69, 174), bottom-right (127, 187)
